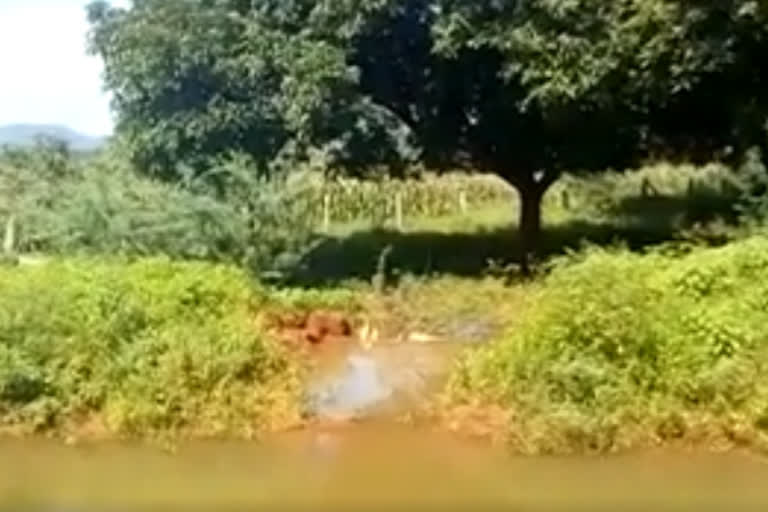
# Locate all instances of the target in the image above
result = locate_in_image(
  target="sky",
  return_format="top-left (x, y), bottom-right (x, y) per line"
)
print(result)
top-left (0, 0), bottom-right (128, 136)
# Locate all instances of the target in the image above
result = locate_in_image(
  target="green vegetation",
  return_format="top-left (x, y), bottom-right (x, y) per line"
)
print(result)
top-left (2, 0), bottom-right (768, 454)
top-left (0, 258), bottom-right (304, 440)
top-left (0, 129), bottom-right (760, 450)
top-left (446, 237), bottom-right (768, 454)
top-left (86, 0), bottom-right (768, 271)
top-left (301, 162), bottom-right (741, 283)
top-left (0, 143), bottom-right (317, 280)
top-left (302, 172), bottom-right (513, 228)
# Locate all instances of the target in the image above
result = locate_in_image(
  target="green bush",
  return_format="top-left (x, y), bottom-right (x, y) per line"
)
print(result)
top-left (446, 237), bottom-right (768, 454)
top-left (0, 258), bottom-right (303, 438)
top-left (1, 144), bottom-right (317, 279)
top-left (734, 147), bottom-right (768, 225)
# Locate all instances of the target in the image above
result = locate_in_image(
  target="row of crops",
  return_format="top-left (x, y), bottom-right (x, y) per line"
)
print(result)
top-left (299, 173), bottom-right (515, 226)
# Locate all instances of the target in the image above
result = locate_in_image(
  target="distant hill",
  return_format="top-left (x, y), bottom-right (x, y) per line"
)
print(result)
top-left (0, 124), bottom-right (107, 151)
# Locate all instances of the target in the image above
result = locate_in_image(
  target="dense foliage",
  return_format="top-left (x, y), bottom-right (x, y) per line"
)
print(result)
top-left (0, 258), bottom-right (303, 438)
top-left (447, 237), bottom-right (768, 453)
top-left (0, 143), bottom-right (317, 278)
top-left (87, 0), bottom-right (768, 271)
top-left (85, 0), bottom-right (419, 180)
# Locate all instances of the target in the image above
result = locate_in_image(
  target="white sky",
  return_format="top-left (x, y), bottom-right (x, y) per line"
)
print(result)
top-left (0, 0), bottom-right (129, 136)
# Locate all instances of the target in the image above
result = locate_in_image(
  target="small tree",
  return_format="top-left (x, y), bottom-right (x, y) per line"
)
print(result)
top-left (88, 0), bottom-right (768, 273)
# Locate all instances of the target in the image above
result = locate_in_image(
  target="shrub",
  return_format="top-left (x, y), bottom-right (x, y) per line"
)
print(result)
top-left (0, 258), bottom-right (303, 438)
top-left (446, 237), bottom-right (768, 454)
top-left (734, 146), bottom-right (768, 225)
top-left (0, 145), bottom-right (317, 280)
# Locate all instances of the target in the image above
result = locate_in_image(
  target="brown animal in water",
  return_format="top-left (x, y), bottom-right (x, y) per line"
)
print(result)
top-left (303, 310), bottom-right (352, 344)
top-left (266, 309), bottom-right (353, 347)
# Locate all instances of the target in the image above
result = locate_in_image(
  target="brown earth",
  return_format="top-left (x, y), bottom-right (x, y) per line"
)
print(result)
top-left (265, 309), bottom-right (355, 349)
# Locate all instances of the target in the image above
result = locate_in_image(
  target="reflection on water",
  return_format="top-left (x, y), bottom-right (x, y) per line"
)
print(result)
top-left (2, 430), bottom-right (768, 511)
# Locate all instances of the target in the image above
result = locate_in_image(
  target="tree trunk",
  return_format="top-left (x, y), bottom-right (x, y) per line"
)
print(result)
top-left (516, 185), bottom-right (544, 277)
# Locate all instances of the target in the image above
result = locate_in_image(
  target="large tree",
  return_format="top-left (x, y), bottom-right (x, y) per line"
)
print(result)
top-left (88, 0), bottom-right (768, 273)
top-left (86, 0), bottom-right (417, 180)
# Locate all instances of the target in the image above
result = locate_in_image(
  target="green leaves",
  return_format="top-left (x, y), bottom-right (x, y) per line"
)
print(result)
top-left (87, 0), bottom-right (768, 236)
top-left (88, 0), bottom-right (285, 176)
top-left (0, 143), bottom-right (318, 279)
top-left (86, 0), bottom-right (418, 179)
top-left (0, 258), bottom-right (303, 437)
top-left (448, 237), bottom-right (768, 453)
top-left (433, 1), bottom-right (765, 112)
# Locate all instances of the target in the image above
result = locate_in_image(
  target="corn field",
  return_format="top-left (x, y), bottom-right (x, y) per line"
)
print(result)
top-left (300, 172), bottom-right (515, 227)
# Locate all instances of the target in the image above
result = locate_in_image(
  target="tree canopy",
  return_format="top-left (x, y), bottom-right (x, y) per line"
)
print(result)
top-left (87, 0), bottom-right (768, 271)
top-left (86, 0), bottom-right (418, 181)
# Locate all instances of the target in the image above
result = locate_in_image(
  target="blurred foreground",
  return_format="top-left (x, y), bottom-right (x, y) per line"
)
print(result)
top-left (3, 425), bottom-right (768, 511)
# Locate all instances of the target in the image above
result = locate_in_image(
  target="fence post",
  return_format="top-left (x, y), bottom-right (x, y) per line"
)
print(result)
top-left (3, 214), bottom-right (15, 255)
top-left (323, 193), bottom-right (331, 232)
top-left (395, 192), bottom-right (403, 231)
top-left (459, 190), bottom-right (468, 214)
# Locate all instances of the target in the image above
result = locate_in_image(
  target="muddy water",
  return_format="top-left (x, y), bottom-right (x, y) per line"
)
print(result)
top-left (3, 433), bottom-right (768, 510)
top-left (4, 340), bottom-right (768, 510)
top-left (305, 337), bottom-right (467, 419)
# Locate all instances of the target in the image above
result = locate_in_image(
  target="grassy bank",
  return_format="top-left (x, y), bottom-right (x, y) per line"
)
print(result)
top-left (443, 236), bottom-right (768, 454)
top-left (0, 254), bottom-right (527, 442)
top-left (6, 240), bottom-right (768, 455)
top-left (0, 258), bottom-right (309, 440)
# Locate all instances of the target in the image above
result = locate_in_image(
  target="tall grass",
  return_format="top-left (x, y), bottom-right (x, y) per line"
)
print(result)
top-left (297, 162), bottom-right (744, 284)
top-left (309, 161), bottom-right (741, 234)
top-left (298, 171), bottom-right (514, 228)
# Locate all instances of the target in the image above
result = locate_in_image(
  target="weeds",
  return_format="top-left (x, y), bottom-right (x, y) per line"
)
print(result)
top-left (445, 237), bottom-right (768, 454)
top-left (0, 258), bottom-right (305, 439)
